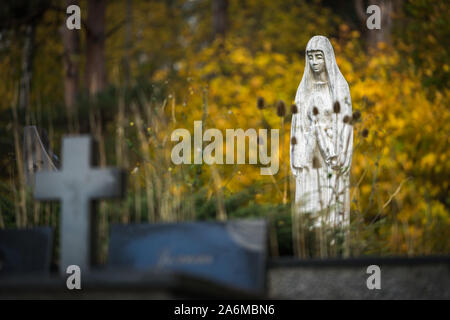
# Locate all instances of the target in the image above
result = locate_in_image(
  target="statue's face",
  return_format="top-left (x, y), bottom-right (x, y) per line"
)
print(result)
top-left (307, 50), bottom-right (325, 74)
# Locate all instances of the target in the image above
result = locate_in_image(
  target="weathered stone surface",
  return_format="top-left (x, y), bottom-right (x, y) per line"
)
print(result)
top-left (291, 35), bottom-right (353, 227)
top-left (0, 256), bottom-right (448, 299)
top-left (268, 257), bottom-right (450, 299)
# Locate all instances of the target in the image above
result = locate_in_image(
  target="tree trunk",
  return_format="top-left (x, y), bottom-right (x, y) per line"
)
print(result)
top-left (212, 0), bottom-right (228, 40)
top-left (85, 0), bottom-right (106, 96)
top-left (354, 0), bottom-right (396, 50)
top-left (19, 24), bottom-right (36, 110)
top-left (61, 0), bottom-right (80, 114)
top-left (123, 0), bottom-right (132, 87)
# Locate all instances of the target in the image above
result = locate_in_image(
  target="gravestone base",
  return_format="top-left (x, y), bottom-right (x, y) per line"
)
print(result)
top-left (0, 270), bottom-right (263, 299)
top-left (268, 256), bottom-right (450, 299)
top-left (1, 256), bottom-right (449, 299)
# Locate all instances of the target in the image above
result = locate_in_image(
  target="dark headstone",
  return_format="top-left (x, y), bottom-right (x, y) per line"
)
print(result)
top-left (0, 227), bottom-right (53, 275)
top-left (108, 219), bottom-right (268, 293)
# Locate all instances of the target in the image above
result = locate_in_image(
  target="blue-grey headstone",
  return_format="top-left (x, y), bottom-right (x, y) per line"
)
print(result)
top-left (0, 227), bottom-right (53, 275)
top-left (108, 219), bottom-right (268, 293)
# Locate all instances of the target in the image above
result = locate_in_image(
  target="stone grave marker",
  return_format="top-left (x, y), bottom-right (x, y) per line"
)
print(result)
top-left (34, 135), bottom-right (125, 275)
top-left (0, 227), bottom-right (53, 275)
top-left (108, 219), bottom-right (268, 293)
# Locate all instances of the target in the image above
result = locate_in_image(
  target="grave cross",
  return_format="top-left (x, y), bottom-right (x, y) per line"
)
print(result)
top-left (34, 136), bottom-right (125, 275)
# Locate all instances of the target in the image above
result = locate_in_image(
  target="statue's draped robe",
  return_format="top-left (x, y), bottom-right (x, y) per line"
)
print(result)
top-left (290, 36), bottom-right (353, 227)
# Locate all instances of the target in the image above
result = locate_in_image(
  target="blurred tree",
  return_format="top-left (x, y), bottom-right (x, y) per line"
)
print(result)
top-left (212, 0), bottom-right (228, 40)
top-left (18, 24), bottom-right (35, 110)
top-left (61, 0), bottom-right (80, 114)
top-left (0, 0), bottom-right (52, 110)
top-left (85, 0), bottom-right (106, 96)
top-left (354, 0), bottom-right (401, 50)
top-left (123, 0), bottom-right (133, 87)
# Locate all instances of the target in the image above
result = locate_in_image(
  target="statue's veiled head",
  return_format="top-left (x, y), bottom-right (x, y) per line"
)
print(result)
top-left (305, 36), bottom-right (336, 76)
top-left (296, 35), bottom-right (348, 104)
top-left (307, 50), bottom-right (325, 74)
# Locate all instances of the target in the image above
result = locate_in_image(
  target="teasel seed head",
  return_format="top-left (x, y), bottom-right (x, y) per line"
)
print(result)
top-left (343, 115), bottom-right (352, 124)
top-left (257, 97), bottom-right (265, 110)
top-left (291, 136), bottom-right (297, 145)
top-left (291, 104), bottom-right (298, 114)
top-left (362, 128), bottom-right (369, 138)
top-left (352, 110), bottom-right (361, 122)
top-left (277, 100), bottom-right (286, 117)
top-left (333, 101), bottom-right (341, 114)
top-left (313, 106), bottom-right (319, 116)
top-left (312, 156), bottom-right (321, 169)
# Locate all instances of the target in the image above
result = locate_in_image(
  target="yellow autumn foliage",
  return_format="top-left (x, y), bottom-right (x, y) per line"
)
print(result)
top-left (0, 0), bottom-right (448, 256)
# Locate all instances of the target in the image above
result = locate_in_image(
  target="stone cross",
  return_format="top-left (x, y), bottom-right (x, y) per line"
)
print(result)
top-left (34, 136), bottom-right (125, 275)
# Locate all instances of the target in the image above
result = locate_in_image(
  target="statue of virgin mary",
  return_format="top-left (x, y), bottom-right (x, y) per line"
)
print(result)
top-left (290, 35), bottom-right (353, 227)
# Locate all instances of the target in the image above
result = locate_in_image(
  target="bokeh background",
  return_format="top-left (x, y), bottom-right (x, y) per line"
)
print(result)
top-left (0, 0), bottom-right (448, 259)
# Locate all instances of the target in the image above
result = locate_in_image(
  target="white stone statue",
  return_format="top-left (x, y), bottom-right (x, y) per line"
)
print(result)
top-left (290, 35), bottom-right (353, 227)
